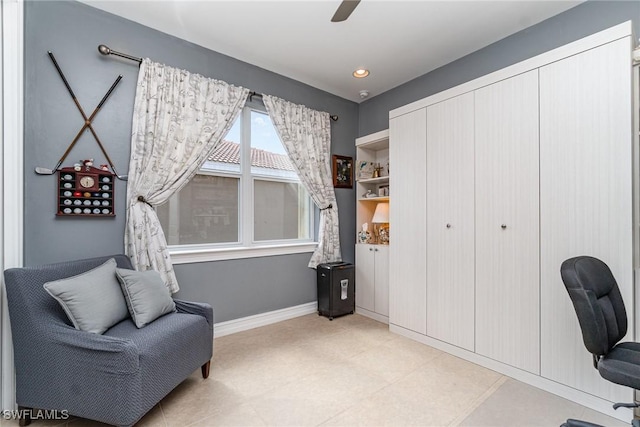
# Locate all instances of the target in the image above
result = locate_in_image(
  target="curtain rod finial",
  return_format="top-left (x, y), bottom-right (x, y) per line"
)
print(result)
top-left (98, 45), bottom-right (111, 56)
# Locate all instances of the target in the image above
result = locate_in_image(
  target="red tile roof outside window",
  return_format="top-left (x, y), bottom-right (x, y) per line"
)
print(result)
top-left (209, 140), bottom-right (295, 172)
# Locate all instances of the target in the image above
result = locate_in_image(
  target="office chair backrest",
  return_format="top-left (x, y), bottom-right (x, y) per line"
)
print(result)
top-left (560, 256), bottom-right (627, 357)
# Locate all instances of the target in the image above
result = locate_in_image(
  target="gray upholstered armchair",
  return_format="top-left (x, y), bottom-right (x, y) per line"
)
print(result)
top-left (3, 254), bottom-right (213, 426)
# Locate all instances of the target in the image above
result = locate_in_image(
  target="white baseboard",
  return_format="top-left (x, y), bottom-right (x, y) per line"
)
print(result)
top-left (389, 324), bottom-right (633, 424)
top-left (355, 307), bottom-right (389, 324)
top-left (214, 301), bottom-right (317, 337)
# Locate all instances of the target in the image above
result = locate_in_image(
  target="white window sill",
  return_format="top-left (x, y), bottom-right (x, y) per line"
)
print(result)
top-left (169, 242), bottom-right (318, 264)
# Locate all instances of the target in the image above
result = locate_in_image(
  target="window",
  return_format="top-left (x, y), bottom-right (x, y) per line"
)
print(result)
top-left (157, 106), bottom-right (314, 260)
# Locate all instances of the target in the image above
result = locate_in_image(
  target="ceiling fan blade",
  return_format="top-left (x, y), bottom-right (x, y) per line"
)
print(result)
top-left (331, 0), bottom-right (361, 22)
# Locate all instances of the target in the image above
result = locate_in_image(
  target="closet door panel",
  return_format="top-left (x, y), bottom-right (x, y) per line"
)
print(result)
top-left (475, 70), bottom-right (540, 374)
top-left (426, 92), bottom-right (475, 351)
top-left (389, 109), bottom-right (427, 334)
top-left (540, 37), bottom-right (633, 402)
top-left (374, 245), bottom-right (389, 317)
top-left (355, 244), bottom-right (375, 312)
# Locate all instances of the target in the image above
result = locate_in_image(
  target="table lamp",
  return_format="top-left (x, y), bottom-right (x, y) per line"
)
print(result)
top-left (371, 202), bottom-right (390, 244)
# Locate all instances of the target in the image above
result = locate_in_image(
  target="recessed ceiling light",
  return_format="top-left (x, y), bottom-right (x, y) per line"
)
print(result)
top-left (353, 68), bottom-right (370, 78)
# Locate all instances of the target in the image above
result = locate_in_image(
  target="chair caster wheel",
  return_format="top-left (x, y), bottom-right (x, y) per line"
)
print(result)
top-left (329, 317), bottom-right (333, 321)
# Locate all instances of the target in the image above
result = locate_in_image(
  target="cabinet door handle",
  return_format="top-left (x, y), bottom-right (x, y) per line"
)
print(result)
top-left (446, 223), bottom-right (451, 229)
top-left (374, 248), bottom-right (378, 252)
top-left (501, 224), bottom-right (507, 230)
top-left (369, 248), bottom-right (373, 251)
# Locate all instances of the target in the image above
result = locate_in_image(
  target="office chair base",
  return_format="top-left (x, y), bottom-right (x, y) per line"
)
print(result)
top-left (561, 420), bottom-right (603, 427)
top-left (562, 416), bottom-right (640, 427)
top-left (614, 402), bottom-right (640, 410)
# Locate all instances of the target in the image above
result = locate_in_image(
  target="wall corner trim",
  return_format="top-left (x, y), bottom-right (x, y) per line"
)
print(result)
top-left (1, 0), bottom-right (25, 411)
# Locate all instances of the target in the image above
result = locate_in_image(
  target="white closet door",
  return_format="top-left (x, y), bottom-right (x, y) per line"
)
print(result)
top-left (475, 70), bottom-right (540, 374)
top-left (355, 244), bottom-right (375, 312)
top-left (540, 37), bottom-right (633, 402)
top-left (426, 92), bottom-right (475, 351)
top-left (389, 109), bottom-right (427, 334)
top-left (374, 245), bottom-right (389, 317)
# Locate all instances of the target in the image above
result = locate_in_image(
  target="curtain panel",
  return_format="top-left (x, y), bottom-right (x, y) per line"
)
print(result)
top-left (263, 95), bottom-right (342, 268)
top-left (125, 59), bottom-right (249, 292)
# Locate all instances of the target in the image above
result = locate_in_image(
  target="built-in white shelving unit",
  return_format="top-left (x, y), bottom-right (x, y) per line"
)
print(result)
top-left (355, 129), bottom-right (390, 323)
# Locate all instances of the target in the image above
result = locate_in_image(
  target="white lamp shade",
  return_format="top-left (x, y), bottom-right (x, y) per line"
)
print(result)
top-left (371, 202), bottom-right (389, 223)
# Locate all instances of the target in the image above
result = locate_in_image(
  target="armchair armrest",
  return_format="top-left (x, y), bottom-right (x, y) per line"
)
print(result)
top-left (47, 324), bottom-right (139, 374)
top-left (173, 299), bottom-right (213, 331)
top-left (14, 323), bottom-right (140, 414)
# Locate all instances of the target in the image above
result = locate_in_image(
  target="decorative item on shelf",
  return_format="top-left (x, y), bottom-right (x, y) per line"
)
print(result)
top-left (358, 223), bottom-right (372, 244)
top-left (377, 184), bottom-right (389, 197)
top-left (373, 163), bottom-right (383, 178)
top-left (357, 161), bottom-right (375, 180)
top-left (332, 155), bottom-right (353, 188)
top-left (372, 202), bottom-right (390, 244)
top-left (83, 159), bottom-right (94, 170)
top-left (56, 165), bottom-right (115, 218)
top-left (363, 189), bottom-right (378, 199)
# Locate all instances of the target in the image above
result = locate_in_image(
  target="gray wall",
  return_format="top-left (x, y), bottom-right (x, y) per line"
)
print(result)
top-left (24, 0), bottom-right (639, 323)
top-left (24, 0), bottom-right (358, 322)
top-left (173, 253), bottom-right (316, 322)
top-left (359, 0), bottom-right (640, 136)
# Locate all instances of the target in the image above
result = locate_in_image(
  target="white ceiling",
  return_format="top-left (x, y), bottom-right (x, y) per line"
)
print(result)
top-left (80, 0), bottom-right (582, 103)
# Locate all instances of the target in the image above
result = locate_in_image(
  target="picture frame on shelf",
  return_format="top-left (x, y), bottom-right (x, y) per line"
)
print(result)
top-left (377, 184), bottom-right (390, 197)
top-left (357, 160), bottom-right (375, 180)
top-left (332, 155), bottom-right (353, 188)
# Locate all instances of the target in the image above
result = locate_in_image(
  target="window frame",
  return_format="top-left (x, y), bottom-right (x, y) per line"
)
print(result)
top-left (166, 104), bottom-right (317, 264)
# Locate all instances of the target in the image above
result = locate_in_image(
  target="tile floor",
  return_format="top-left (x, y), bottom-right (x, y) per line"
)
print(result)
top-left (1, 313), bottom-right (630, 427)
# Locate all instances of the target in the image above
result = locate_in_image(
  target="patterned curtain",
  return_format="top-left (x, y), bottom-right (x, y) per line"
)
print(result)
top-left (125, 59), bottom-right (249, 292)
top-left (263, 95), bottom-right (342, 268)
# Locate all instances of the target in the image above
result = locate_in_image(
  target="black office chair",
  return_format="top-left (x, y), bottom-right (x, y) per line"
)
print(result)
top-left (560, 256), bottom-right (640, 427)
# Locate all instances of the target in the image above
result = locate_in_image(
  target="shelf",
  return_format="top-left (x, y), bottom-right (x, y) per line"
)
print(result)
top-left (357, 176), bottom-right (389, 184)
top-left (358, 196), bottom-right (389, 202)
top-left (355, 129), bottom-right (389, 149)
top-left (56, 212), bottom-right (115, 217)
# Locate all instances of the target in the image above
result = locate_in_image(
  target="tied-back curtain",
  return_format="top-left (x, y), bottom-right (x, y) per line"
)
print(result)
top-left (125, 59), bottom-right (249, 292)
top-left (263, 95), bottom-right (342, 268)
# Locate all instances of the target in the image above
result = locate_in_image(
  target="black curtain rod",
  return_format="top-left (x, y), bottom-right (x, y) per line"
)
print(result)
top-left (98, 44), bottom-right (339, 122)
top-left (248, 91), bottom-right (339, 122)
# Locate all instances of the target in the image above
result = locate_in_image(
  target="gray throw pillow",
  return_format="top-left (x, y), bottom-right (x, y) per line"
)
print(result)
top-left (43, 258), bottom-right (129, 334)
top-left (115, 268), bottom-right (176, 328)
